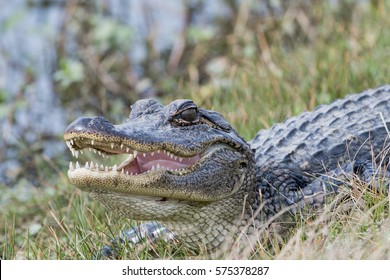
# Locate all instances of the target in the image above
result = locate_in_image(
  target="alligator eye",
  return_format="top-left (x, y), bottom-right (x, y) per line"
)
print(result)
top-left (239, 161), bottom-right (248, 169)
top-left (179, 108), bottom-right (198, 122)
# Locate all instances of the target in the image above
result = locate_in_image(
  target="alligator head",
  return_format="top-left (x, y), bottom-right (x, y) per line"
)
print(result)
top-left (64, 99), bottom-right (256, 249)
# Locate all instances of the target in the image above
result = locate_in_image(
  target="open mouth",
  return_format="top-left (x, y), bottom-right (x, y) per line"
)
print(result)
top-left (65, 138), bottom-right (201, 176)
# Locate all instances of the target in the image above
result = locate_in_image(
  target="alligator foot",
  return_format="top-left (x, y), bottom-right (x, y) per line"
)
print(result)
top-left (97, 222), bottom-right (175, 259)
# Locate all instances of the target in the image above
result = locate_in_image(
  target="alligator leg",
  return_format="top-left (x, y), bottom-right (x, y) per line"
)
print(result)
top-left (352, 159), bottom-right (390, 189)
top-left (298, 160), bottom-right (390, 210)
top-left (98, 222), bottom-right (175, 259)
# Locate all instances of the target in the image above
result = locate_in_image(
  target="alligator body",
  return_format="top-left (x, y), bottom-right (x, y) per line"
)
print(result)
top-left (64, 86), bottom-right (390, 251)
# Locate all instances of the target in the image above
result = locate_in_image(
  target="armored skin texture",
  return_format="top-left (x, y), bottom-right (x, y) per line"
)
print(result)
top-left (64, 86), bottom-right (390, 251)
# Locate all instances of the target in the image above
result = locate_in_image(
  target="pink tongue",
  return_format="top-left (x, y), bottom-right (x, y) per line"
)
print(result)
top-left (136, 153), bottom-right (200, 173)
top-left (139, 160), bottom-right (191, 172)
top-left (122, 162), bottom-right (141, 175)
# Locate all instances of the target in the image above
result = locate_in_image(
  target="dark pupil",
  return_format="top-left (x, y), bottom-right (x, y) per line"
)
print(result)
top-left (180, 108), bottom-right (197, 122)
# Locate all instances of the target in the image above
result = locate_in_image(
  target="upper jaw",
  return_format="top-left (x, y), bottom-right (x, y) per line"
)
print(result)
top-left (63, 115), bottom-right (208, 158)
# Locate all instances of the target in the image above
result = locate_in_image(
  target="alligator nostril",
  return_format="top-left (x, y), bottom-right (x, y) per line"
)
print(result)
top-left (239, 162), bottom-right (248, 169)
top-left (64, 116), bottom-right (114, 134)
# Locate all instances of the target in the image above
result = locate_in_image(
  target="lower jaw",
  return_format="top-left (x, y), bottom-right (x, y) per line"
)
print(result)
top-left (68, 167), bottom-right (190, 202)
top-left (89, 190), bottom-right (188, 221)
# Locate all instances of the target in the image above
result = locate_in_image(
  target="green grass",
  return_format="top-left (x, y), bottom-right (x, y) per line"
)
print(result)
top-left (1, 1), bottom-right (390, 259)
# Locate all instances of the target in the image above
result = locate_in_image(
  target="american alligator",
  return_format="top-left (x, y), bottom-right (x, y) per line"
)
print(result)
top-left (64, 85), bottom-right (390, 252)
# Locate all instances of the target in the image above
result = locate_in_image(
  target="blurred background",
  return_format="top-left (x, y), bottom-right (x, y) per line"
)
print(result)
top-left (1, 0), bottom-right (390, 259)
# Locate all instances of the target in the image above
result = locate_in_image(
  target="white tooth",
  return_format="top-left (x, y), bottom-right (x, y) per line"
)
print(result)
top-left (93, 149), bottom-right (97, 154)
top-left (151, 152), bottom-right (155, 156)
top-left (117, 154), bottom-right (134, 171)
top-left (143, 153), bottom-right (146, 157)
top-left (89, 148), bottom-right (92, 152)
top-left (70, 139), bottom-right (74, 145)
top-left (75, 150), bottom-right (79, 158)
top-left (156, 163), bottom-right (161, 170)
top-left (164, 150), bottom-right (167, 154)
top-left (120, 143), bottom-right (124, 149)
top-left (80, 150), bottom-right (84, 155)
top-left (105, 166), bottom-right (108, 172)
top-left (179, 157), bottom-right (183, 162)
top-left (91, 139), bottom-right (94, 145)
top-left (121, 169), bottom-right (124, 174)
top-left (98, 151), bottom-right (101, 156)
top-left (66, 141), bottom-right (71, 149)
top-left (76, 161), bottom-right (80, 169)
top-left (111, 143), bottom-right (114, 149)
top-left (113, 165), bottom-right (117, 171)
top-left (157, 150), bottom-right (160, 154)
top-left (126, 147), bottom-right (130, 153)
top-left (85, 162), bottom-right (89, 168)
top-left (126, 171), bottom-right (129, 175)
top-left (170, 154), bottom-right (174, 159)
top-left (90, 161), bottom-right (94, 167)
top-left (151, 166), bottom-right (155, 171)
top-left (69, 162), bottom-right (74, 171)
top-left (133, 150), bottom-right (138, 158)
top-left (95, 163), bottom-right (99, 169)
top-left (71, 149), bottom-right (75, 157)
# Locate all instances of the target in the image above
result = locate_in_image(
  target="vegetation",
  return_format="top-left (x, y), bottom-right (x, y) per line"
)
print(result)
top-left (1, 0), bottom-right (390, 259)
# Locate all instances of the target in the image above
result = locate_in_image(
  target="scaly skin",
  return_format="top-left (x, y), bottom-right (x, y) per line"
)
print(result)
top-left (64, 86), bottom-right (390, 251)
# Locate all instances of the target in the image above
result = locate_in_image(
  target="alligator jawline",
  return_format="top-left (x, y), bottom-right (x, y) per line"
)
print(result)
top-left (65, 137), bottom-right (201, 176)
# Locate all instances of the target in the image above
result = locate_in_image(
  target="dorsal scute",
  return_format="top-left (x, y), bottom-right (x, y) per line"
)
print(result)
top-left (250, 86), bottom-right (390, 170)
